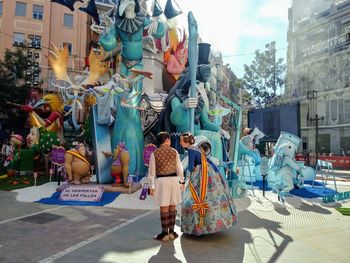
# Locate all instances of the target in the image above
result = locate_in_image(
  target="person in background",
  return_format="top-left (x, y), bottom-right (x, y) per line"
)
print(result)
top-left (341, 148), bottom-right (346, 156)
top-left (148, 132), bottom-right (184, 241)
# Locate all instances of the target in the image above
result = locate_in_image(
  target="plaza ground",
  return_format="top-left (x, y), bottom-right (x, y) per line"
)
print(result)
top-left (0, 171), bottom-right (349, 263)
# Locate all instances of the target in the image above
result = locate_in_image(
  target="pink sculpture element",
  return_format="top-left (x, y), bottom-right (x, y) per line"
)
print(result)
top-left (143, 144), bottom-right (157, 166)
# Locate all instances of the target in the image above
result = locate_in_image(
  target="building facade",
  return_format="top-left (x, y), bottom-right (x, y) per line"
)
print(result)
top-left (0, 0), bottom-right (89, 90)
top-left (287, 0), bottom-right (350, 156)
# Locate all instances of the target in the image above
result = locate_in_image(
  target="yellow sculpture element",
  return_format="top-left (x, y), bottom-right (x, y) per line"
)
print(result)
top-left (43, 93), bottom-right (63, 112)
top-left (29, 94), bottom-right (64, 134)
top-left (163, 27), bottom-right (180, 64)
top-left (48, 43), bottom-right (72, 84)
top-left (49, 42), bottom-right (108, 87)
top-left (81, 49), bottom-right (109, 85)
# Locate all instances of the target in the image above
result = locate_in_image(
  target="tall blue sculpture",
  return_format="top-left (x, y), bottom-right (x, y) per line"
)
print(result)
top-left (99, 0), bottom-right (165, 176)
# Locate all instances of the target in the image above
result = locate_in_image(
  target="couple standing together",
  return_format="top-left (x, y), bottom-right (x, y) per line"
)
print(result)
top-left (148, 132), bottom-right (237, 241)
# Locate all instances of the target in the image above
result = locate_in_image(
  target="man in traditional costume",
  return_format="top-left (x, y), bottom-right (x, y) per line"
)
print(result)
top-left (148, 132), bottom-right (184, 241)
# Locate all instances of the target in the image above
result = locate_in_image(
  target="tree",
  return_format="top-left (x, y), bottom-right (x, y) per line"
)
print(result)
top-left (0, 48), bottom-right (31, 134)
top-left (241, 41), bottom-right (286, 106)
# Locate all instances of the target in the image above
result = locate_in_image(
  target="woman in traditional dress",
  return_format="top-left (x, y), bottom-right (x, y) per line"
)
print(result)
top-left (179, 132), bottom-right (237, 236)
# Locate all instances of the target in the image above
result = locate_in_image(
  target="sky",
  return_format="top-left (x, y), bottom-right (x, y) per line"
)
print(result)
top-left (159, 0), bottom-right (292, 78)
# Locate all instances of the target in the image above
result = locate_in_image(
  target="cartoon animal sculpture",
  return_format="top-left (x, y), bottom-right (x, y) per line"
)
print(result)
top-left (102, 142), bottom-right (130, 187)
top-left (64, 143), bottom-right (91, 184)
top-left (268, 132), bottom-right (304, 199)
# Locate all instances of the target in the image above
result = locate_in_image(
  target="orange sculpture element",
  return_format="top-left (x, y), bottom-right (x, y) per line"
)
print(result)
top-left (164, 28), bottom-right (188, 80)
top-left (103, 143), bottom-right (130, 187)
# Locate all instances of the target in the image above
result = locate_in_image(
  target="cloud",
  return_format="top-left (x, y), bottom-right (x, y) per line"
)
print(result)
top-left (172, 0), bottom-right (245, 55)
top-left (239, 23), bottom-right (276, 38)
top-left (157, 0), bottom-right (290, 78)
top-left (258, 0), bottom-right (292, 22)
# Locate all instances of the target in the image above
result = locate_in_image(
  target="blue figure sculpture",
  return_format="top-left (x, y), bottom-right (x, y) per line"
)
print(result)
top-left (159, 44), bottom-right (227, 162)
top-left (99, 0), bottom-right (165, 176)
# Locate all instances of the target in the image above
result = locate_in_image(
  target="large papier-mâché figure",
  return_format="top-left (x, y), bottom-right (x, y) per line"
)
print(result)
top-left (159, 44), bottom-right (224, 161)
top-left (238, 128), bottom-right (263, 167)
top-left (268, 132), bottom-right (304, 199)
top-left (64, 143), bottom-right (91, 185)
top-left (99, 0), bottom-right (165, 176)
top-left (3, 134), bottom-right (23, 176)
top-left (21, 94), bottom-right (64, 152)
top-left (103, 142), bottom-right (130, 187)
top-left (237, 127), bottom-right (265, 181)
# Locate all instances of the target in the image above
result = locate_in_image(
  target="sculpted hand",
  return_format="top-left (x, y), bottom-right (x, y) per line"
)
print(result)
top-left (184, 97), bottom-right (198, 109)
top-left (149, 189), bottom-right (155, 196)
top-left (220, 129), bottom-right (231, 140)
top-left (102, 151), bottom-right (111, 158)
top-left (20, 105), bottom-right (33, 113)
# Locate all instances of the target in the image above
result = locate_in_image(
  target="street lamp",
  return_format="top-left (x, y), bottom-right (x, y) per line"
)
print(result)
top-left (307, 90), bottom-right (324, 165)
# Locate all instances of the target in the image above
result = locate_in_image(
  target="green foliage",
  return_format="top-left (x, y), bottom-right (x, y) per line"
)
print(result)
top-left (241, 41), bottom-right (286, 106)
top-left (0, 48), bottom-right (31, 129)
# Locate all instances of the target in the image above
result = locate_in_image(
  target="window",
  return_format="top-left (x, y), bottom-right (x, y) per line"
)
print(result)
top-left (28, 35), bottom-right (41, 48)
top-left (0, 2), bottom-right (3, 16)
top-left (15, 2), bottom-right (26, 17)
top-left (13, 32), bottom-right (25, 46)
top-left (63, 42), bottom-right (72, 55)
top-left (32, 35), bottom-right (41, 48)
top-left (33, 5), bottom-right (43, 20)
top-left (63, 13), bottom-right (73, 27)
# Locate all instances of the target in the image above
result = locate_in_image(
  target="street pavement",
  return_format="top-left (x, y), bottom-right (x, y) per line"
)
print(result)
top-left (0, 179), bottom-right (350, 263)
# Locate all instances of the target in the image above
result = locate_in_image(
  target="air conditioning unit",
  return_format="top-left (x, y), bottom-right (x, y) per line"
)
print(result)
top-left (13, 41), bottom-right (22, 46)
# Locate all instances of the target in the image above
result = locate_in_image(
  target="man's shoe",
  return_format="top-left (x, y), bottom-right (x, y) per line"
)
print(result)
top-left (169, 231), bottom-right (178, 240)
top-left (153, 232), bottom-right (169, 241)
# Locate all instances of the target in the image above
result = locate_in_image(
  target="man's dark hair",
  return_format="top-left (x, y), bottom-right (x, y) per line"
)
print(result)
top-left (157, 131), bottom-right (171, 146)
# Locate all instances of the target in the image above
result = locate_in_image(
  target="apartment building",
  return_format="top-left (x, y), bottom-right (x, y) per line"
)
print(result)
top-left (0, 0), bottom-right (89, 90)
top-left (287, 0), bottom-right (350, 155)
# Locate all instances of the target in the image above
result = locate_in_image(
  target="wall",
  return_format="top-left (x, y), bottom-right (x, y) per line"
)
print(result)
top-left (248, 103), bottom-right (300, 141)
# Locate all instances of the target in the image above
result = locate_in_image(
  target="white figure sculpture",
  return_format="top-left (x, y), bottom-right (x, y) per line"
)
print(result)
top-left (268, 132), bottom-right (307, 201)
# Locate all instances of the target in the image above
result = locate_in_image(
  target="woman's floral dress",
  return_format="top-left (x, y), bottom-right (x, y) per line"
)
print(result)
top-left (181, 145), bottom-right (237, 236)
